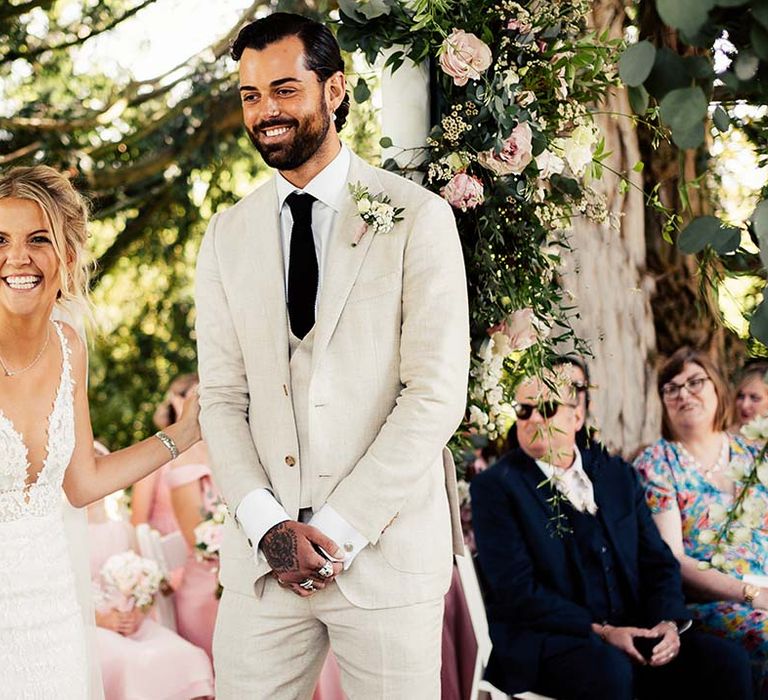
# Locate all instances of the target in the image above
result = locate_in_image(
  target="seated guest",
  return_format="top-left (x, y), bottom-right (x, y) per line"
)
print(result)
top-left (471, 368), bottom-right (753, 700)
top-left (635, 347), bottom-right (768, 695)
top-left (506, 354), bottom-right (596, 452)
top-left (734, 360), bottom-right (768, 430)
top-left (88, 496), bottom-right (214, 700)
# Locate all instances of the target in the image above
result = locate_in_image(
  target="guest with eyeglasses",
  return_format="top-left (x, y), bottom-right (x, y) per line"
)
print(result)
top-left (634, 347), bottom-right (768, 696)
top-left (471, 367), bottom-right (752, 699)
top-left (734, 360), bottom-right (768, 431)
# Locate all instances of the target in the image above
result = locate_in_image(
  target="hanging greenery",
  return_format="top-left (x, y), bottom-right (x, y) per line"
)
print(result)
top-left (337, 0), bottom-right (623, 460)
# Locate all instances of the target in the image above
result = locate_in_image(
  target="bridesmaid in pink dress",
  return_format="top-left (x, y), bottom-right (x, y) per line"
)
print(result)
top-left (165, 441), bottom-right (221, 660)
top-left (88, 499), bottom-right (214, 700)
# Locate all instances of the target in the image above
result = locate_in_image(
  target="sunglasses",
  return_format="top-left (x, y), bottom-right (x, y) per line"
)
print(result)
top-left (512, 400), bottom-right (577, 420)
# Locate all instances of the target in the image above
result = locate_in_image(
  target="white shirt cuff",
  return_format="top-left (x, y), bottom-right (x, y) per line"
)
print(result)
top-left (309, 504), bottom-right (368, 570)
top-left (235, 488), bottom-right (290, 564)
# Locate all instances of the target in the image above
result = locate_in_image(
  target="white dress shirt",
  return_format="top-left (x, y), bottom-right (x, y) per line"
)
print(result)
top-left (235, 144), bottom-right (368, 569)
top-left (536, 449), bottom-right (598, 515)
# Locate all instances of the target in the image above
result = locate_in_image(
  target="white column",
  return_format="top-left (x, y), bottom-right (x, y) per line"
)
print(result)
top-left (379, 49), bottom-right (431, 175)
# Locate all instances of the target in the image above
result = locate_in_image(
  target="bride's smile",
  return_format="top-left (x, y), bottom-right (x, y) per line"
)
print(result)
top-left (0, 198), bottom-right (60, 318)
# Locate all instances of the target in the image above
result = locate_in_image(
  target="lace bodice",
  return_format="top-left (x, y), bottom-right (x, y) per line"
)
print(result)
top-left (0, 321), bottom-right (75, 522)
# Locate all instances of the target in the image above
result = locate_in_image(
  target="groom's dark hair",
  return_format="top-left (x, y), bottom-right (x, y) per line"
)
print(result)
top-left (231, 13), bottom-right (351, 130)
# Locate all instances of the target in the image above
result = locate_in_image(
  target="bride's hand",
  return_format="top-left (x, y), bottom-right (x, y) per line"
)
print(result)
top-left (167, 386), bottom-right (202, 452)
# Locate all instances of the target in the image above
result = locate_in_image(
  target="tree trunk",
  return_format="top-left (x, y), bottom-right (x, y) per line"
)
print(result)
top-left (559, 0), bottom-right (661, 456)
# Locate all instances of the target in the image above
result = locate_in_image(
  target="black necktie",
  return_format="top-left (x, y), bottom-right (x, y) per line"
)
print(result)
top-left (286, 192), bottom-right (318, 339)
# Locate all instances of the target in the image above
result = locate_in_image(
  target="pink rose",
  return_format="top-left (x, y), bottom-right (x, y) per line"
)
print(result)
top-left (487, 307), bottom-right (546, 353)
top-left (439, 29), bottom-right (493, 87)
top-left (477, 123), bottom-right (533, 176)
top-left (507, 19), bottom-right (533, 34)
top-left (441, 172), bottom-right (485, 211)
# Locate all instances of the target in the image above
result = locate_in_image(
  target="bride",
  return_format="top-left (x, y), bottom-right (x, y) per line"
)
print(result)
top-left (0, 165), bottom-right (201, 697)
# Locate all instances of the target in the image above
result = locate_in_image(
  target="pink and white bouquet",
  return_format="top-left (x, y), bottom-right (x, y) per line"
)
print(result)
top-left (194, 500), bottom-right (227, 562)
top-left (98, 551), bottom-right (164, 612)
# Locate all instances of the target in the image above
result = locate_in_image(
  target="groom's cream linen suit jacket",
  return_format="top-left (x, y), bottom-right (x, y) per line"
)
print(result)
top-left (195, 152), bottom-right (469, 610)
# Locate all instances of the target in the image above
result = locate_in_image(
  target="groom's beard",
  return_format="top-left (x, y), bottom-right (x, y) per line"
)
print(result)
top-left (247, 98), bottom-right (333, 171)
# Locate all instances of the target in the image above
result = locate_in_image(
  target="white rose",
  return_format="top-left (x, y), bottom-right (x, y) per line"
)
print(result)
top-left (698, 529), bottom-right (716, 545)
top-left (711, 552), bottom-right (726, 569)
top-left (535, 149), bottom-right (565, 179)
top-left (708, 503), bottom-right (727, 523)
top-left (732, 527), bottom-right (751, 544)
top-left (469, 405), bottom-right (489, 427)
top-left (357, 198), bottom-right (372, 214)
top-left (758, 463), bottom-right (768, 488)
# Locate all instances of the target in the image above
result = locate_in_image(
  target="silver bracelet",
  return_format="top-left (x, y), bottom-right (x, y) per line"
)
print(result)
top-left (154, 430), bottom-right (179, 460)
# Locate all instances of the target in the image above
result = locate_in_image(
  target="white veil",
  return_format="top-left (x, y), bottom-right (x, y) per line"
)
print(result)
top-left (54, 302), bottom-right (104, 700)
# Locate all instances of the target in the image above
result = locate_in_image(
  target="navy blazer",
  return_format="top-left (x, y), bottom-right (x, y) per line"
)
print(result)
top-left (470, 445), bottom-right (691, 694)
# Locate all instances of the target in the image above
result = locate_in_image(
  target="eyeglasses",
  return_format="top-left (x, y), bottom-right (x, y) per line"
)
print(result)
top-left (512, 400), bottom-right (577, 420)
top-left (661, 375), bottom-right (711, 401)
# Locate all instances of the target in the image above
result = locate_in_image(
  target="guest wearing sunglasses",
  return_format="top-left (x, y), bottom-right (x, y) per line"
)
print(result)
top-left (506, 355), bottom-right (597, 452)
top-left (635, 347), bottom-right (768, 696)
top-left (471, 367), bottom-right (752, 699)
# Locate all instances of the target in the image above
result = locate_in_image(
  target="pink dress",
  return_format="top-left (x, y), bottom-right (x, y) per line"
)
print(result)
top-left (146, 463), bottom-right (180, 536)
top-left (89, 520), bottom-right (214, 700)
top-left (165, 463), bottom-right (221, 659)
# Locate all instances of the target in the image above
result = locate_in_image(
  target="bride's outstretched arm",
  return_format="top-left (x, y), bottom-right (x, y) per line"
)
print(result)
top-left (62, 325), bottom-right (201, 507)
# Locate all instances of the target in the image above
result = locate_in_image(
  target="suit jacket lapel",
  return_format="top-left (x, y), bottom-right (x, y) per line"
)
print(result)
top-left (246, 181), bottom-right (290, 379)
top-left (311, 154), bottom-right (381, 372)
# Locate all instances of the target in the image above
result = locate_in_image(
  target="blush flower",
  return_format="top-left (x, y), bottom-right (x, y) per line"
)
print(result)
top-left (487, 307), bottom-right (549, 354)
top-left (441, 173), bottom-right (485, 211)
top-left (439, 29), bottom-right (493, 86)
top-left (477, 123), bottom-right (533, 176)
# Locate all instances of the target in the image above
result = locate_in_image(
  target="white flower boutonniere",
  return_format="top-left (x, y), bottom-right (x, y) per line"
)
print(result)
top-left (349, 182), bottom-right (404, 247)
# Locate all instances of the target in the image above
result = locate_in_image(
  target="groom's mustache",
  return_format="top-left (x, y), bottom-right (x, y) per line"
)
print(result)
top-left (255, 118), bottom-right (300, 132)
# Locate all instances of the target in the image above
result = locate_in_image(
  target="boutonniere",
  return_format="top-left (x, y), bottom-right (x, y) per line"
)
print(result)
top-left (349, 182), bottom-right (405, 247)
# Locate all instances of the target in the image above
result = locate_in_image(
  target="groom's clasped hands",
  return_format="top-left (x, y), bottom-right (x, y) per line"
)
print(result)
top-left (262, 521), bottom-right (345, 597)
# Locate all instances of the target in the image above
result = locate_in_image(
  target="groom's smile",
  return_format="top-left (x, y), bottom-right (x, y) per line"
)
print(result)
top-left (237, 35), bottom-right (346, 186)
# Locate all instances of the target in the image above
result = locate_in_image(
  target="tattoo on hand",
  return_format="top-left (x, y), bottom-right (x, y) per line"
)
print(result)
top-left (263, 522), bottom-right (298, 573)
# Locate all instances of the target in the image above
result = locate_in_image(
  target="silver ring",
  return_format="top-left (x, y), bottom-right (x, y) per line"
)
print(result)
top-left (298, 578), bottom-right (315, 591)
top-left (317, 561), bottom-right (334, 578)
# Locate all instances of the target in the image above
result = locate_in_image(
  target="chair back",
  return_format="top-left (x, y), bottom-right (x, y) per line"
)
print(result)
top-left (135, 523), bottom-right (178, 631)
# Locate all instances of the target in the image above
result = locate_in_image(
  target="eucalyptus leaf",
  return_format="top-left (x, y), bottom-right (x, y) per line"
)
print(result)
top-left (645, 48), bottom-right (690, 99)
top-left (379, 136), bottom-right (393, 149)
top-left (752, 199), bottom-right (768, 270)
top-left (657, 0), bottom-right (713, 36)
top-left (659, 86), bottom-right (708, 131)
top-left (671, 121), bottom-right (706, 150)
top-left (618, 41), bottom-right (656, 86)
top-left (750, 298), bottom-right (768, 346)
top-left (712, 105), bottom-right (730, 132)
top-left (337, 0), bottom-right (366, 21)
top-left (752, 23), bottom-right (768, 60)
top-left (754, 4), bottom-right (768, 29)
top-left (628, 84), bottom-right (649, 115)
top-left (353, 78), bottom-right (371, 103)
top-left (357, 0), bottom-right (393, 19)
top-left (715, 0), bottom-right (748, 5)
top-left (683, 55), bottom-right (715, 79)
top-left (678, 215), bottom-right (741, 254)
top-left (735, 50), bottom-right (760, 81)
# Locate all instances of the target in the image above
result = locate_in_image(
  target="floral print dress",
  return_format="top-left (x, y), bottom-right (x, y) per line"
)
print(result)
top-left (635, 435), bottom-right (768, 693)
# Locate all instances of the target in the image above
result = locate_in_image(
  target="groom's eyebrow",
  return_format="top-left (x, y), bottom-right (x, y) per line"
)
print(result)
top-left (238, 77), bottom-right (302, 92)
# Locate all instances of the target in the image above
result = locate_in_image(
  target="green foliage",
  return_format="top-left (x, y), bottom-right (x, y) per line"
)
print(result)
top-left (677, 215), bottom-right (741, 255)
top-left (339, 0), bottom-right (621, 452)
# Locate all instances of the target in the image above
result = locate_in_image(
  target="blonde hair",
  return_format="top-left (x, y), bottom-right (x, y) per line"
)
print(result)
top-left (0, 165), bottom-right (92, 314)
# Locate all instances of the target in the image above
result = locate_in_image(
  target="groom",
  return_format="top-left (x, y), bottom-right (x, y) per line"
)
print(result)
top-left (195, 12), bottom-right (469, 699)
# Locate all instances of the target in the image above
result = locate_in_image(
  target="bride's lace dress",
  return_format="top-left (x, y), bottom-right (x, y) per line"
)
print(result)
top-left (0, 321), bottom-right (88, 697)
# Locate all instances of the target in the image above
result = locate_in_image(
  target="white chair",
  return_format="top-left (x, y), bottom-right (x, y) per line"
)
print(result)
top-left (455, 549), bottom-right (555, 700)
top-left (135, 524), bottom-right (184, 631)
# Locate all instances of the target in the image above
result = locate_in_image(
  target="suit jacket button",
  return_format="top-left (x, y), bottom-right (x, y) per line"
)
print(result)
top-left (344, 542), bottom-right (354, 552)
top-left (285, 455), bottom-right (296, 467)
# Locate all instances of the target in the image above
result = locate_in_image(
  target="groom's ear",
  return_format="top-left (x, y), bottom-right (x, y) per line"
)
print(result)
top-left (325, 71), bottom-right (346, 114)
